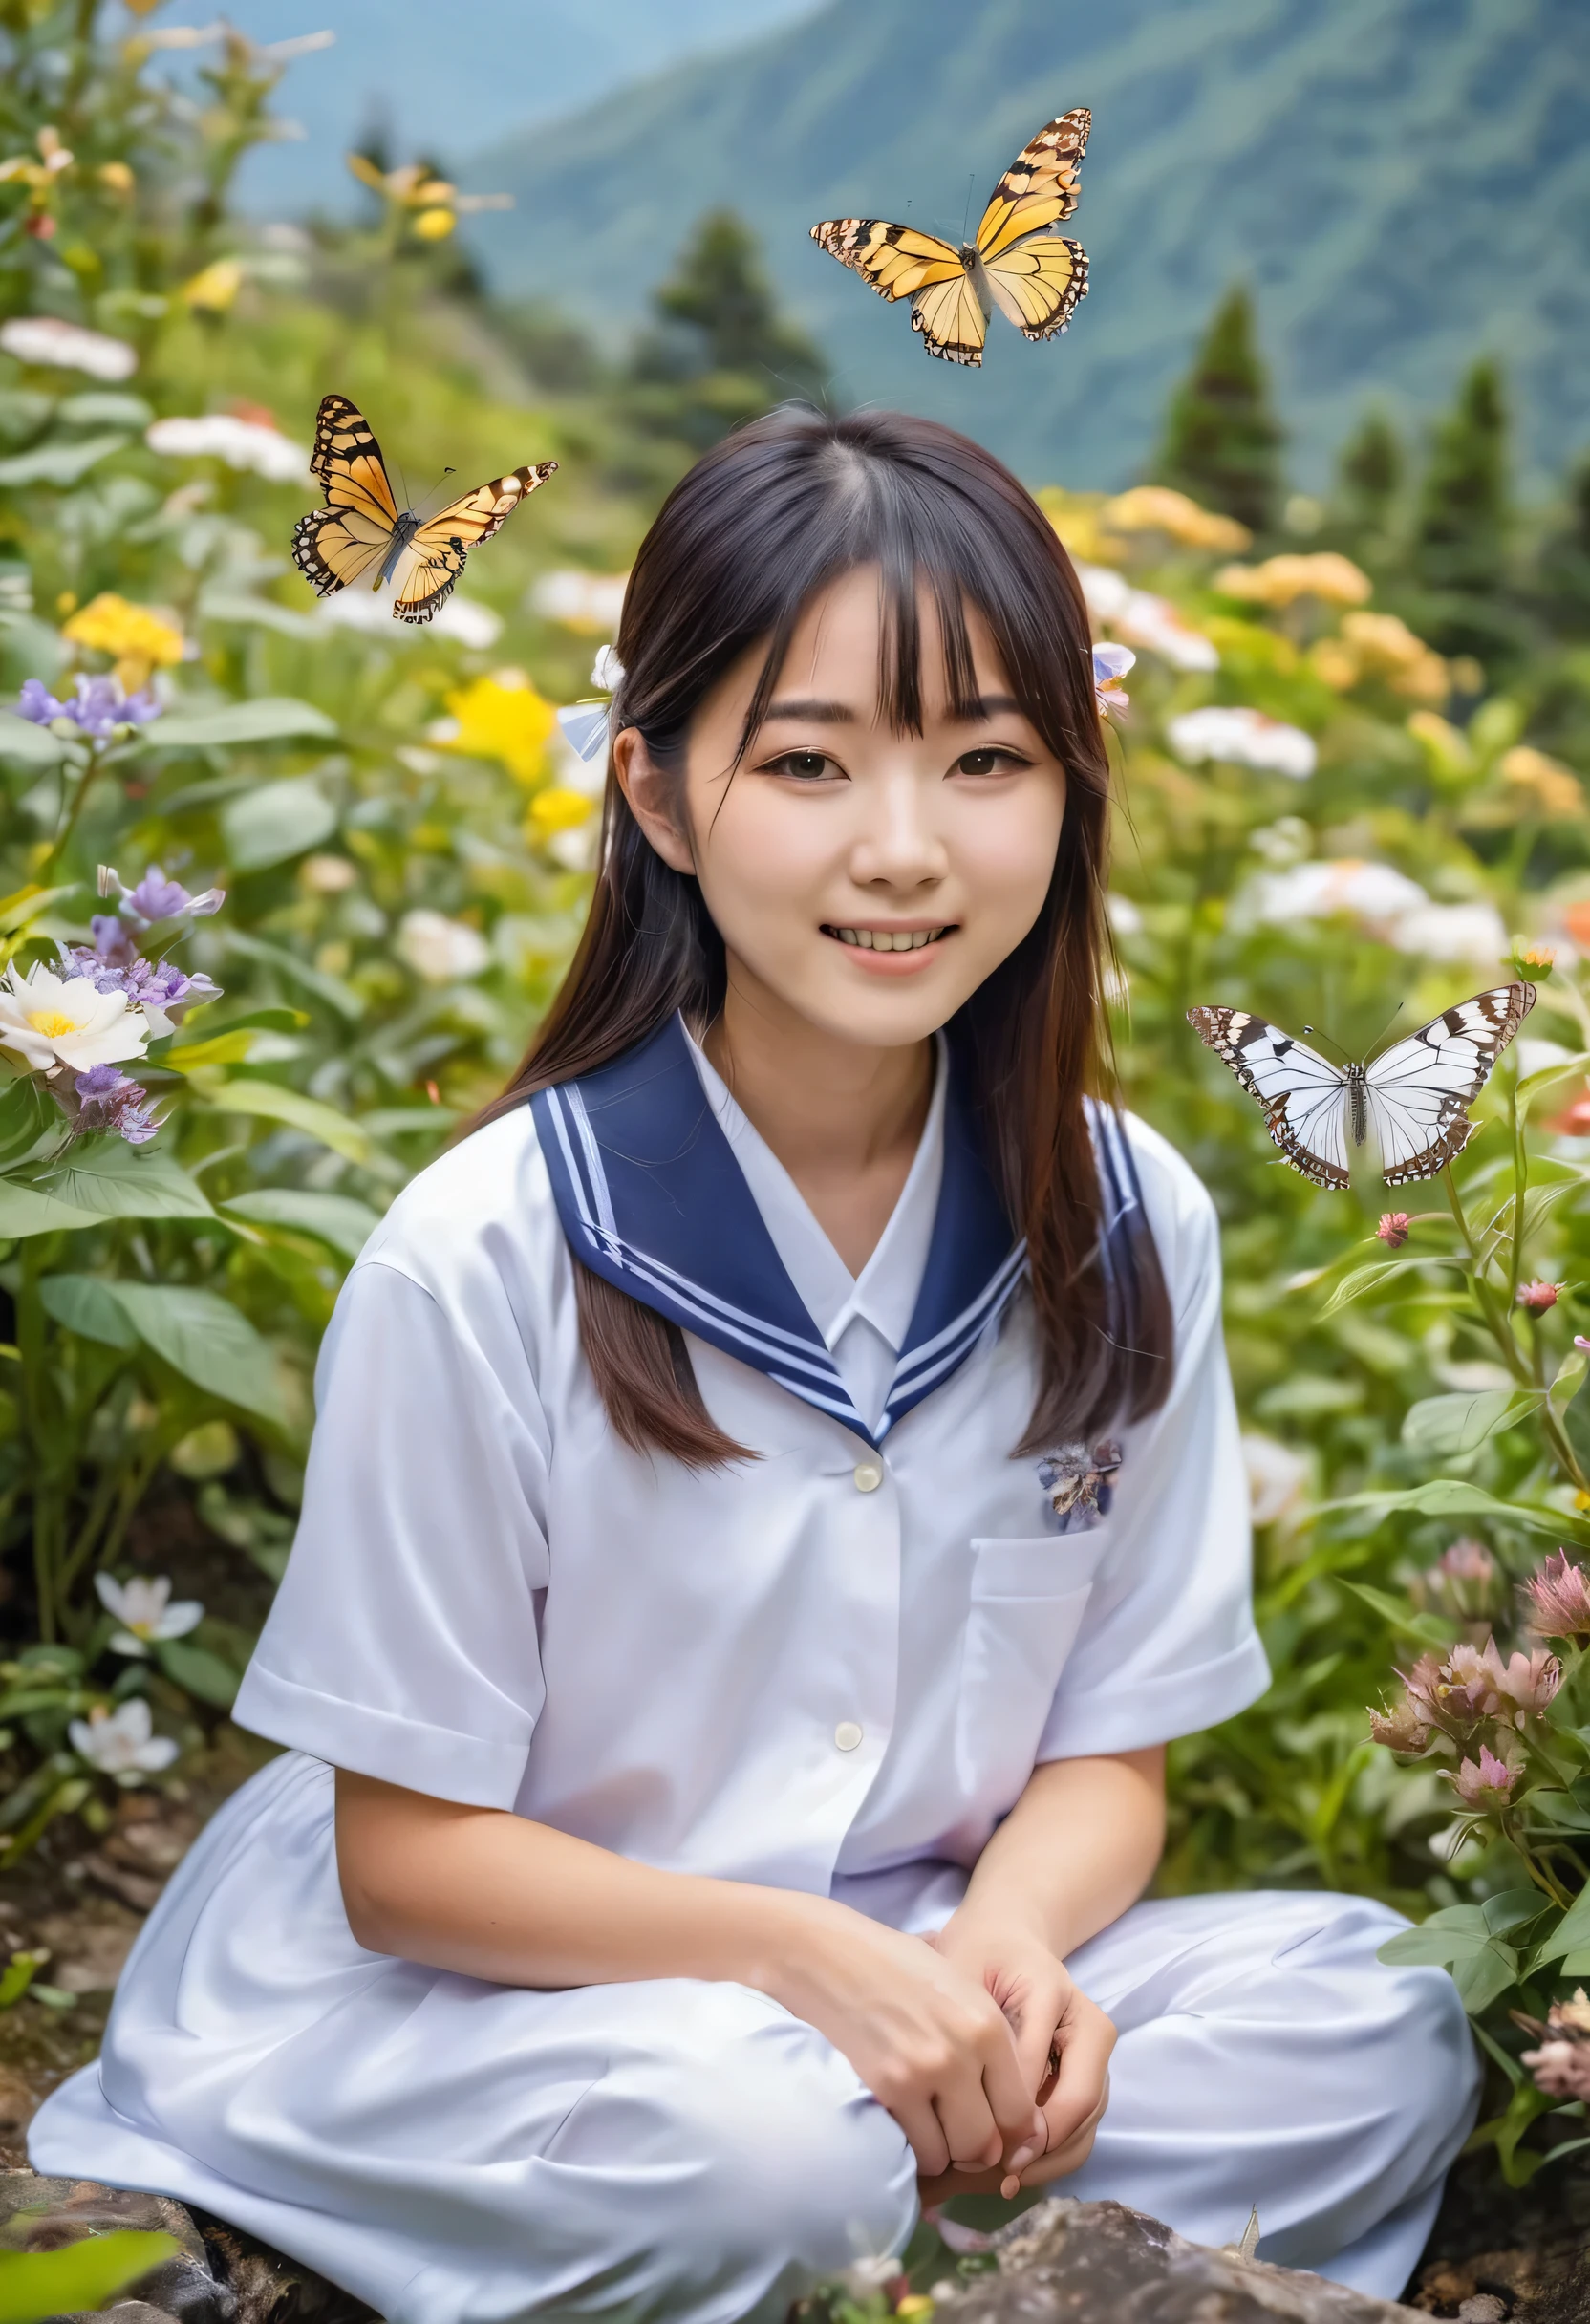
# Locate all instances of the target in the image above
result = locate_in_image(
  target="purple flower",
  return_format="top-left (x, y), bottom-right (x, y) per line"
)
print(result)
top-left (68, 1064), bottom-right (159, 1145)
top-left (17, 677), bottom-right (66, 723)
top-left (59, 945), bottom-right (219, 1034)
top-left (17, 672), bottom-right (163, 739)
top-left (97, 862), bottom-right (225, 931)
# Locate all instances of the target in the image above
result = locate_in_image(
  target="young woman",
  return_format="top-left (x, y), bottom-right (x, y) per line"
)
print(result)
top-left (31, 409), bottom-right (1478, 2323)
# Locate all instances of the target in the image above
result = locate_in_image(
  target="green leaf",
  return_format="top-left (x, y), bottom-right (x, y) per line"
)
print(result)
top-left (0, 1179), bottom-right (102, 1237)
top-left (1551, 1347), bottom-right (1589, 1416)
top-left (222, 930), bottom-right (364, 1021)
top-left (160, 1028), bottom-right (264, 1072)
top-left (0, 429), bottom-right (130, 485)
top-left (1379, 1910), bottom-right (1522, 2013)
top-left (1339, 1581), bottom-right (1457, 1651)
top-left (0, 2230), bottom-right (179, 2324)
top-left (1480, 1888), bottom-right (1550, 1936)
top-left (107, 1281), bottom-right (288, 1426)
top-left (1518, 1049), bottom-right (1590, 1106)
top-left (0, 714), bottom-right (67, 766)
top-left (150, 697), bottom-right (337, 748)
top-left (220, 774), bottom-right (337, 871)
top-left (1401, 1388), bottom-right (1536, 1458)
top-left (57, 390), bottom-right (152, 429)
top-left (1528, 1877), bottom-right (1590, 1970)
top-left (222, 1187), bottom-right (380, 1260)
top-left (154, 1637), bottom-right (240, 1709)
top-left (1328, 1480), bottom-right (1573, 1538)
top-left (199, 1079), bottom-right (370, 1164)
top-left (1321, 1256), bottom-right (1454, 1315)
top-left (30, 1140), bottom-right (214, 1223)
top-left (37, 1273), bottom-right (138, 1350)
top-left (0, 880), bottom-right (78, 935)
top-left (198, 589), bottom-right (320, 639)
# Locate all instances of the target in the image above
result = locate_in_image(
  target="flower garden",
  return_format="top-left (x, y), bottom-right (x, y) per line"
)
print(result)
top-left (2, 0), bottom-right (1590, 2308)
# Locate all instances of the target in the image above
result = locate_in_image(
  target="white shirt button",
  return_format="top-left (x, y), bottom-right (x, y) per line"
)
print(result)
top-left (834, 1720), bottom-right (864, 1752)
top-left (852, 1461), bottom-right (883, 1493)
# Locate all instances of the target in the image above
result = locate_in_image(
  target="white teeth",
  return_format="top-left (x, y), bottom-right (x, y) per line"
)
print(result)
top-left (830, 926), bottom-right (947, 951)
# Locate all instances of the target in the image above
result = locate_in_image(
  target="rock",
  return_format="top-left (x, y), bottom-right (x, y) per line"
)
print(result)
top-left (1410, 2242), bottom-right (1590, 2322)
top-left (934, 2198), bottom-right (1428, 2324)
top-left (32, 1900), bottom-right (144, 1995)
top-left (0, 2169), bottom-right (380, 2324)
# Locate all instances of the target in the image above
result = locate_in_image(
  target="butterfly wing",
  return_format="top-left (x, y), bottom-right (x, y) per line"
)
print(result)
top-left (808, 218), bottom-right (964, 307)
top-left (974, 108), bottom-right (1091, 265)
top-left (292, 394), bottom-right (402, 600)
top-left (983, 234), bottom-right (1088, 341)
top-left (388, 461), bottom-right (557, 625)
top-left (1363, 983), bottom-right (1536, 1185)
top-left (1188, 1005), bottom-right (1352, 1189)
top-left (911, 269), bottom-right (990, 364)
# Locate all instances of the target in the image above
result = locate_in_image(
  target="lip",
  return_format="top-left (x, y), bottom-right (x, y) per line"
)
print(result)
top-left (821, 923), bottom-right (955, 976)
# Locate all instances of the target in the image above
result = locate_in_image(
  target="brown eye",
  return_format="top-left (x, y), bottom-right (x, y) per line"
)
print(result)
top-left (776, 750), bottom-right (832, 781)
top-left (956, 747), bottom-right (1019, 777)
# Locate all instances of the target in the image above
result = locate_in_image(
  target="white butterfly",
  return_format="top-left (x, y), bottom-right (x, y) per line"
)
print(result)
top-left (1186, 984), bottom-right (1536, 1189)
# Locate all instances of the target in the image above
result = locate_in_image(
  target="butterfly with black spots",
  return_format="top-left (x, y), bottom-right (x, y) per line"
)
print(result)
top-left (291, 394), bottom-right (556, 625)
top-left (1187, 985), bottom-right (1536, 1189)
top-left (810, 109), bottom-right (1089, 365)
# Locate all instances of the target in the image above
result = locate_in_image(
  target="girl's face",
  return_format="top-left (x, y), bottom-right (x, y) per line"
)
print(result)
top-left (618, 564), bottom-right (1069, 1054)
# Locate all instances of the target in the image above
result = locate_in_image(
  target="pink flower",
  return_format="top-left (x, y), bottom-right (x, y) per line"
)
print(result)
top-left (1526, 1549), bottom-right (1590, 1641)
top-left (1412, 1539), bottom-right (1499, 1625)
top-left (1368, 1696), bottom-right (1432, 1754)
top-left (1522, 1990), bottom-right (1590, 2103)
top-left (1399, 1653), bottom-right (1448, 1722)
top-left (1516, 1280), bottom-right (1561, 1310)
top-left (1376, 1212), bottom-right (1410, 1248)
top-left (1439, 1640), bottom-right (1506, 1723)
top-left (1493, 1646), bottom-right (1563, 1722)
top-left (1576, 1335), bottom-right (1590, 1353)
top-left (1450, 1745), bottom-right (1516, 1809)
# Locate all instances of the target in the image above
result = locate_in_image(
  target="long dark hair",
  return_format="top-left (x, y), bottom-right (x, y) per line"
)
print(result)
top-left (477, 407), bottom-right (1172, 1463)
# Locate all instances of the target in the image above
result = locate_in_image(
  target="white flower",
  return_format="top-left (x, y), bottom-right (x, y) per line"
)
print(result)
top-left (94, 1571), bottom-right (203, 1658)
top-left (1076, 565), bottom-right (1218, 670)
top-left (1389, 899), bottom-right (1508, 971)
top-left (0, 315), bottom-right (137, 379)
top-left (312, 591), bottom-right (501, 647)
top-left (530, 570), bottom-right (629, 634)
top-left (1168, 704), bottom-right (1317, 781)
top-left (0, 961), bottom-right (149, 1077)
top-left (397, 909), bottom-right (491, 984)
top-left (300, 852), bottom-right (358, 895)
top-left (145, 412), bottom-right (311, 483)
top-left (1240, 857), bottom-right (1430, 937)
top-left (68, 1698), bottom-right (180, 1777)
top-left (1242, 1433), bottom-right (1310, 1528)
top-left (1107, 893), bottom-right (1144, 936)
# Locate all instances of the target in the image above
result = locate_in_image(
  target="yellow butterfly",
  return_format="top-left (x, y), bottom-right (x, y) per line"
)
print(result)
top-left (291, 394), bottom-right (557, 625)
top-left (810, 109), bottom-right (1090, 366)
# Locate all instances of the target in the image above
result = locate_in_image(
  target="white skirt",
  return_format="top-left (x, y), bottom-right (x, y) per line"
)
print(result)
top-left (30, 1753), bottom-right (1480, 2324)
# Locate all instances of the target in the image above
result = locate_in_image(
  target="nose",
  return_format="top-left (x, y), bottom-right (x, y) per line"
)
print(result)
top-left (848, 762), bottom-right (949, 893)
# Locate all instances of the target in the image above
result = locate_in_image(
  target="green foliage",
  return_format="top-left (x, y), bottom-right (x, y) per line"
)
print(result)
top-left (1154, 288), bottom-right (1283, 538)
top-left (0, 2230), bottom-right (178, 2324)
top-left (1412, 359), bottom-right (1517, 663)
top-left (628, 207), bottom-right (829, 452)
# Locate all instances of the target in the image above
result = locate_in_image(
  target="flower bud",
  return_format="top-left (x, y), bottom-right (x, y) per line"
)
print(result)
top-left (1508, 938), bottom-right (1555, 981)
top-left (1516, 1279), bottom-right (1560, 1310)
top-left (1376, 1212), bottom-right (1410, 1248)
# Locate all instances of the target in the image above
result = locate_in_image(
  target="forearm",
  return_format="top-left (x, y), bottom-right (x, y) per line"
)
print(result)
top-left (953, 1749), bottom-right (1166, 1960)
top-left (334, 1768), bottom-right (830, 1994)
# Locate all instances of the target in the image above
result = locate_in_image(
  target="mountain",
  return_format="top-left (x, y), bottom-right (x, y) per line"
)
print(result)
top-left (462, 0), bottom-right (1590, 493)
top-left (218, 0), bottom-right (819, 215)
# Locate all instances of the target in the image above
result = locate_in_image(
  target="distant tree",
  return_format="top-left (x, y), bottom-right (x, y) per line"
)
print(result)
top-left (1335, 410), bottom-right (1403, 539)
top-left (1413, 359), bottom-right (1511, 598)
top-left (1536, 448), bottom-right (1590, 638)
top-left (1153, 286), bottom-right (1283, 537)
top-left (629, 209), bottom-right (829, 451)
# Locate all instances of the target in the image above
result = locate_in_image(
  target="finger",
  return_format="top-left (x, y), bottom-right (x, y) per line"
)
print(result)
top-left (1020, 2078), bottom-right (1109, 2187)
top-left (891, 2097), bottom-right (951, 2183)
top-left (978, 2012), bottom-right (1049, 2156)
top-left (1041, 2003), bottom-right (1116, 2153)
top-left (1007, 1972), bottom-right (1071, 2103)
top-left (932, 2075), bottom-right (1004, 2174)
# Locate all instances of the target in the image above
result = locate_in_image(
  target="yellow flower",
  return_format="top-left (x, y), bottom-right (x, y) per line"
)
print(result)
top-left (1033, 488), bottom-right (1118, 565)
top-left (529, 786), bottom-right (593, 837)
top-left (1102, 485), bottom-right (1251, 553)
top-left (1215, 552), bottom-right (1372, 608)
top-left (97, 161), bottom-right (135, 195)
top-left (414, 207), bottom-right (456, 240)
top-left (181, 258), bottom-right (244, 313)
top-left (442, 670), bottom-right (556, 785)
top-left (62, 592), bottom-right (184, 690)
top-left (1328, 612), bottom-right (1450, 704)
top-left (1307, 637), bottom-right (1360, 691)
top-left (1499, 744), bottom-right (1583, 820)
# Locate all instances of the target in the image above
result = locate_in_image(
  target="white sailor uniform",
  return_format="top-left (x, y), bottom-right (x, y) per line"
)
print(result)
top-left (30, 1015), bottom-right (1479, 2323)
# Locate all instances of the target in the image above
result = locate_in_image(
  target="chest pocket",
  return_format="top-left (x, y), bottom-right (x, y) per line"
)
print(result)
top-left (955, 1535), bottom-right (1106, 1806)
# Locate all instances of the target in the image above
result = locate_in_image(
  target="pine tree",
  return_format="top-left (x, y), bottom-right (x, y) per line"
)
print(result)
top-left (1153, 287), bottom-right (1284, 538)
top-left (1335, 410), bottom-right (1403, 539)
top-left (1413, 359), bottom-right (1510, 598)
top-left (629, 209), bottom-right (828, 450)
top-left (1537, 449), bottom-right (1590, 637)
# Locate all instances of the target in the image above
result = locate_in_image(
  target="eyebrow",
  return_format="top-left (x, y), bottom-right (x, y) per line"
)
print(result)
top-left (761, 692), bottom-right (1026, 723)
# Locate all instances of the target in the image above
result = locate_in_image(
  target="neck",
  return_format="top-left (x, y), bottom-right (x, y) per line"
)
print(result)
top-left (700, 957), bottom-right (935, 1275)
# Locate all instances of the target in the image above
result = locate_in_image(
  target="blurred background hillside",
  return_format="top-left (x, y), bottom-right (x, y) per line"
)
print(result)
top-left (4, 0), bottom-right (1590, 2223)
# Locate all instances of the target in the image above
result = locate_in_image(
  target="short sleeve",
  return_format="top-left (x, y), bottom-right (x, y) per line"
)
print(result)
top-left (232, 1258), bottom-right (552, 1808)
top-left (1034, 1132), bottom-right (1270, 1759)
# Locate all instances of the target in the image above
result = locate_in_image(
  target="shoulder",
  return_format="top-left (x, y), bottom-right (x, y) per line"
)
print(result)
top-left (1115, 1109), bottom-right (1221, 1319)
top-left (355, 1100), bottom-right (567, 1317)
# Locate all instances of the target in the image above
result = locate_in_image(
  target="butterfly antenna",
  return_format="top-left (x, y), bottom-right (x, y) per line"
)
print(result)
top-left (1301, 1022), bottom-right (1354, 1066)
top-left (961, 170), bottom-right (977, 241)
top-left (415, 465), bottom-right (458, 520)
top-left (1364, 1000), bottom-right (1407, 1061)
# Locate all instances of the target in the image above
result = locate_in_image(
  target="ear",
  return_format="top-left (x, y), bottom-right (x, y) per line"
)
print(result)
top-left (613, 727), bottom-right (695, 875)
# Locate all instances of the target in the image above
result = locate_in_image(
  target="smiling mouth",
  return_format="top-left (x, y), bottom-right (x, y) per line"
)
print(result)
top-left (823, 925), bottom-right (954, 952)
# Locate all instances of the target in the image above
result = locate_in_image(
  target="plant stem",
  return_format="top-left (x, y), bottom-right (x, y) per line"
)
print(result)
top-left (1443, 1164), bottom-right (1531, 1384)
top-left (42, 743), bottom-right (107, 878)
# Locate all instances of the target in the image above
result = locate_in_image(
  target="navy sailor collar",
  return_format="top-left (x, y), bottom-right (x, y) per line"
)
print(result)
top-left (530, 1011), bottom-right (1143, 1449)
